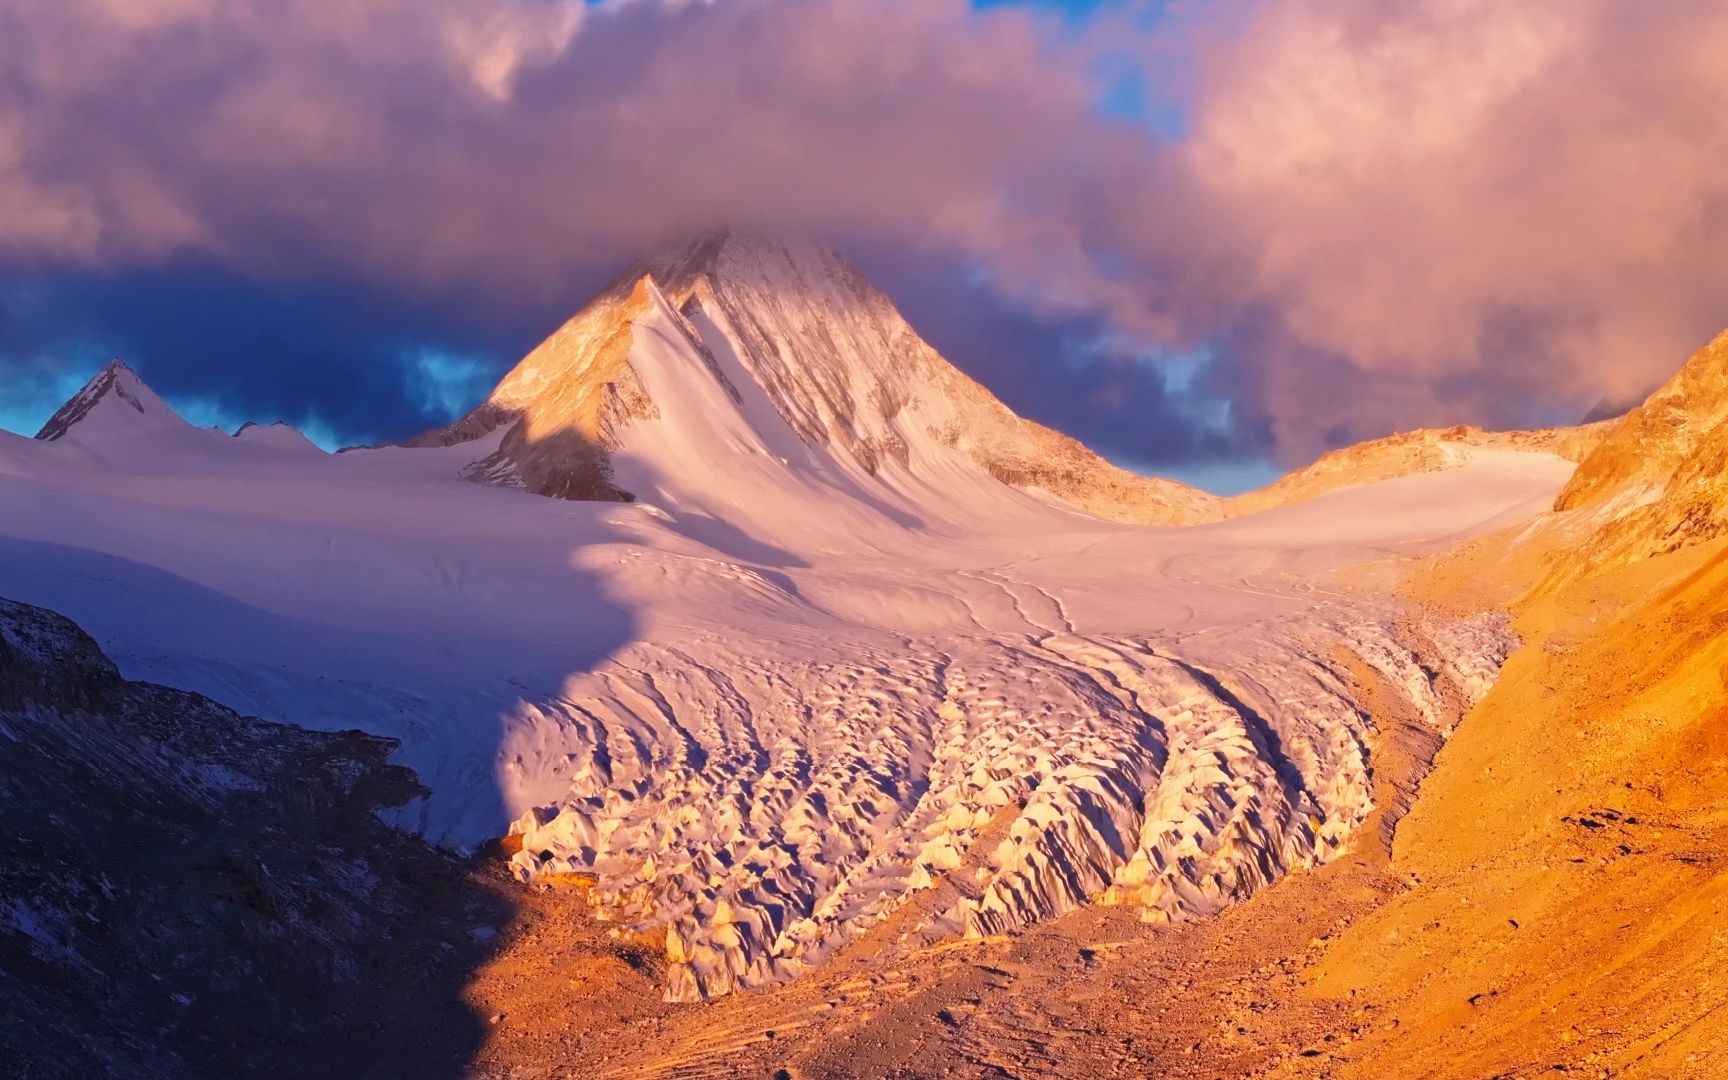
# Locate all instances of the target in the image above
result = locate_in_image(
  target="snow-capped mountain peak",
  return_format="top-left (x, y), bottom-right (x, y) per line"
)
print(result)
top-left (34, 359), bottom-right (191, 443)
top-left (414, 232), bottom-right (1222, 534)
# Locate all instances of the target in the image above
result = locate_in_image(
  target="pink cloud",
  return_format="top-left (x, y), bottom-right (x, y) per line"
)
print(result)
top-left (1172, 0), bottom-right (1728, 456)
top-left (3, 0), bottom-right (1727, 463)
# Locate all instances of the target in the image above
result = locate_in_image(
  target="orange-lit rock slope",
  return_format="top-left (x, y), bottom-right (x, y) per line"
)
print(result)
top-left (1298, 325), bottom-right (1728, 1078)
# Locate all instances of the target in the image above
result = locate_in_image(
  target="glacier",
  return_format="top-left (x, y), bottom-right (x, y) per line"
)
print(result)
top-left (0, 237), bottom-right (1575, 1001)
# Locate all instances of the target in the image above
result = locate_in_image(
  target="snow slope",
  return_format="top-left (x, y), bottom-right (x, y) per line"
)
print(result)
top-left (1229, 423), bottom-right (1608, 517)
top-left (0, 298), bottom-right (1577, 1003)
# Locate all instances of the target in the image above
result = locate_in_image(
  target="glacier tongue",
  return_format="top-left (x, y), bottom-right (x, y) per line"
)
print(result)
top-left (506, 606), bottom-right (1514, 1002)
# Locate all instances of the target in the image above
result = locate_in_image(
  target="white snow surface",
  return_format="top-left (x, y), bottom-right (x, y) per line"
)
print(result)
top-left (0, 323), bottom-right (1577, 1002)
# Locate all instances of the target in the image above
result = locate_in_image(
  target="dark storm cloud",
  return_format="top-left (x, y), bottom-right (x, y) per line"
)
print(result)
top-left (0, 265), bottom-right (607, 443)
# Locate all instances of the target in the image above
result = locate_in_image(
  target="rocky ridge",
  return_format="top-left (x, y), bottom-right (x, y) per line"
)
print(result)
top-left (1230, 422), bottom-right (1609, 517)
top-left (1548, 327), bottom-right (1728, 571)
top-left (233, 419), bottom-right (324, 454)
top-left (0, 596), bottom-right (509, 1078)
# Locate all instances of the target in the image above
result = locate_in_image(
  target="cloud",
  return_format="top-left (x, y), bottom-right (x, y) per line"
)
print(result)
top-left (1, 0), bottom-right (1726, 464)
top-left (1169, 0), bottom-right (1728, 457)
top-left (0, 1), bottom-right (1120, 286)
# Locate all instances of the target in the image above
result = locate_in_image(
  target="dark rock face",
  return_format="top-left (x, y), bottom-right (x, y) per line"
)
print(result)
top-left (0, 597), bottom-right (511, 1079)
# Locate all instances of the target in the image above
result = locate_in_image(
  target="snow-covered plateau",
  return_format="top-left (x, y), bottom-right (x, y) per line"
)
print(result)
top-left (0, 236), bottom-right (1576, 1002)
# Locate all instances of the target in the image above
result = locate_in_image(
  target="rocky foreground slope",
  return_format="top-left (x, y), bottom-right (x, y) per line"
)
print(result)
top-left (0, 596), bottom-right (511, 1079)
top-left (1288, 328), bottom-right (1728, 1078)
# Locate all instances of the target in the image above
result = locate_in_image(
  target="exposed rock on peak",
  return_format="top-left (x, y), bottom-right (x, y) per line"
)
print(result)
top-left (409, 275), bottom-right (679, 501)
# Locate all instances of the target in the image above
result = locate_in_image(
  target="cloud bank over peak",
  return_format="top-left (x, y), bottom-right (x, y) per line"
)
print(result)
top-left (1, 0), bottom-right (1726, 468)
top-left (0, 0), bottom-right (1116, 278)
top-left (1180, 0), bottom-right (1728, 457)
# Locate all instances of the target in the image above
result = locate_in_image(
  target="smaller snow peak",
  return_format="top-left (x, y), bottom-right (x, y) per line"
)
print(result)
top-left (233, 420), bottom-right (292, 437)
top-left (233, 420), bottom-right (323, 454)
top-left (34, 359), bottom-right (177, 442)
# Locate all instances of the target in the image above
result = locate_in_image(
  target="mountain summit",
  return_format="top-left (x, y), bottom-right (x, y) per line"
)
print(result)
top-left (412, 233), bottom-right (1221, 528)
top-left (34, 359), bottom-right (188, 443)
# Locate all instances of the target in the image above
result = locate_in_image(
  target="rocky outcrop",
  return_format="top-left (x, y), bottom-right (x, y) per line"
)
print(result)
top-left (1542, 328), bottom-right (1728, 570)
top-left (0, 597), bottom-right (510, 1078)
top-left (1556, 328), bottom-right (1728, 514)
top-left (1548, 328), bottom-right (1728, 563)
